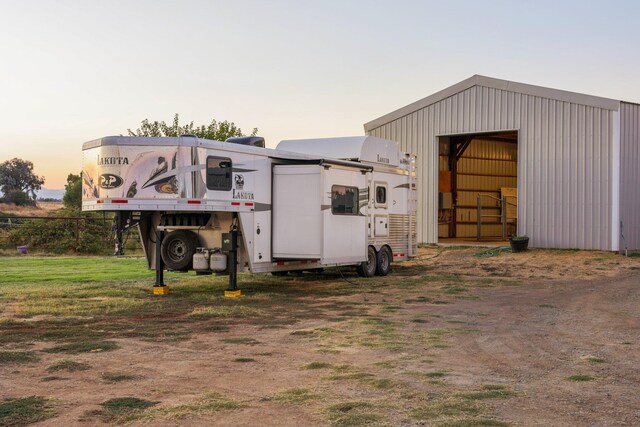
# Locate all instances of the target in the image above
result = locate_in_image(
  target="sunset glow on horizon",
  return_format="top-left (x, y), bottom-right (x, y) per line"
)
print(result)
top-left (1, 0), bottom-right (639, 189)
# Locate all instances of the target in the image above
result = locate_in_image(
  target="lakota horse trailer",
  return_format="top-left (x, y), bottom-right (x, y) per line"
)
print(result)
top-left (82, 135), bottom-right (416, 292)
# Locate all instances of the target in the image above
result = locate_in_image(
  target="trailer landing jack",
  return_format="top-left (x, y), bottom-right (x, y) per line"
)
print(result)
top-left (224, 219), bottom-right (241, 298)
top-left (153, 230), bottom-right (170, 295)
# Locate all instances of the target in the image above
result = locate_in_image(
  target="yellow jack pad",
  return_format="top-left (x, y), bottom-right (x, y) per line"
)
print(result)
top-left (224, 289), bottom-right (242, 298)
top-left (153, 286), bottom-right (170, 295)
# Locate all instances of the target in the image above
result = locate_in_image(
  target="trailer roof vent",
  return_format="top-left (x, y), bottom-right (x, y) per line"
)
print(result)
top-left (225, 136), bottom-right (265, 148)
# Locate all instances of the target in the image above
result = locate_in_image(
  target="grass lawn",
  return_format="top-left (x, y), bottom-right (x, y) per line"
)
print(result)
top-left (0, 256), bottom-right (162, 285)
top-left (0, 255), bottom-right (385, 342)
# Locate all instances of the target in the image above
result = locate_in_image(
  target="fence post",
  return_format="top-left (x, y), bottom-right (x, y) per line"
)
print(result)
top-left (75, 219), bottom-right (80, 250)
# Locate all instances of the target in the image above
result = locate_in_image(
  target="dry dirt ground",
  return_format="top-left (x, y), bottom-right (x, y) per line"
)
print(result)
top-left (1, 247), bottom-right (639, 426)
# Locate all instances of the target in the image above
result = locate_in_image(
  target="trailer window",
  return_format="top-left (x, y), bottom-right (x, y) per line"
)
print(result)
top-left (206, 156), bottom-right (232, 191)
top-left (331, 185), bottom-right (359, 215)
top-left (375, 183), bottom-right (387, 207)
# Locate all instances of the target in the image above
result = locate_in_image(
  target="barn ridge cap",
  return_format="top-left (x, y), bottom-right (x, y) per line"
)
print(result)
top-left (364, 75), bottom-right (622, 132)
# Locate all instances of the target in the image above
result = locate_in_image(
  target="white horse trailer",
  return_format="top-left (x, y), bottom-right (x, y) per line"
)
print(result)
top-left (82, 135), bottom-right (416, 291)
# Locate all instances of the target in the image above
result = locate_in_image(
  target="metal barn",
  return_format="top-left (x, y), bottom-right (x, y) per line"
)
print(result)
top-left (364, 75), bottom-right (640, 251)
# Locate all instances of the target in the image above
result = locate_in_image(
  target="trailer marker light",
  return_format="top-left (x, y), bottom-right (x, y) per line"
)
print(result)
top-left (112, 199), bottom-right (128, 204)
top-left (231, 202), bottom-right (240, 206)
top-left (97, 200), bottom-right (104, 204)
top-left (276, 262), bottom-right (285, 266)
top-left (244, 202), bottom-right (254, 207)
top-left (187, 200), bottom-right (201, 204)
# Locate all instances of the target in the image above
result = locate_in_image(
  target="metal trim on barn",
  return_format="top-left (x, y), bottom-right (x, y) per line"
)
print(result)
top-left (364, 75), bottom-right (640, 251)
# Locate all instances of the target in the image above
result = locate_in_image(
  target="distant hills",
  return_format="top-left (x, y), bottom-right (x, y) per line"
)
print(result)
top-left (37, 188), bottom-right (65, 200)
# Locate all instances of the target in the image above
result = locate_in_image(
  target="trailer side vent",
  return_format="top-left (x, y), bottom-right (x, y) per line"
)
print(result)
top-left (161, 214), bottom-right (211, 227)
top-left (225, 136), bottom-right (265, 148)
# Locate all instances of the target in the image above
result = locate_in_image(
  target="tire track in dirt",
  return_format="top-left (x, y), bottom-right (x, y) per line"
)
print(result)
top-left (418, 272), bottom-right (640, 426)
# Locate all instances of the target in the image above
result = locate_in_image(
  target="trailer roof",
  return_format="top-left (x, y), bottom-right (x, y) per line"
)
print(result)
top-left (277, 136), bottom-right (402, 166)
top-left (82, 136), bottom-right (373, 171)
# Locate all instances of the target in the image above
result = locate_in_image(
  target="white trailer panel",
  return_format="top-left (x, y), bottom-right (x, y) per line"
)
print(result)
top-left (272, 165), bottom-right (322, 259)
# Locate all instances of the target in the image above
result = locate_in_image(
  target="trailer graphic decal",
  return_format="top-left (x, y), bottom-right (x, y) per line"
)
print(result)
top-left (126, 181), bottom-right (137, 197)
top-left (98, 155), bottom-right (129, 165)
top-left (83, 146), bottom-right (189, 199)
top-left (232, 189), bottom-right (254, 200)
top-left (234, 174), bottom-right (245, 189)
top-left (82, 172), bottom-right (99, 198)
top-left (99, 174), bottom-right (124, 189)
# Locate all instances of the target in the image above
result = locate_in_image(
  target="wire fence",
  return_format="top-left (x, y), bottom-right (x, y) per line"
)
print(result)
top-left (0, 215), bottom-right (141, 255)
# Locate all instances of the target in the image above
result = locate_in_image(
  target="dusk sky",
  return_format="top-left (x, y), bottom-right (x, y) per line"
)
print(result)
top-left (1, 0), bottom-right (639, 189)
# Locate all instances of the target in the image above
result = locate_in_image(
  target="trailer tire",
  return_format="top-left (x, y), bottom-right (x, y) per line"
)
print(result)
top-left (376, 246), bottom-right (392, 276)
top-left (356, 246), bottom-right (377, 277)
top-left (160, 230), bottom-right (199, 271)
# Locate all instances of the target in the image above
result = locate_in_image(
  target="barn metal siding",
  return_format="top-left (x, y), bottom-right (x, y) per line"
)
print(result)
top-left (620, 102), bottom-right (640, 251)
top-left (367, 85), bottom-right (615, 249)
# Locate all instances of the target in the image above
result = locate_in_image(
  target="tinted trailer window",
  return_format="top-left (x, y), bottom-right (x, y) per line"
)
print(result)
top-left (331, 185), bottom-right (359, 215)
top-left (206, 156), bottom-right (232, 190)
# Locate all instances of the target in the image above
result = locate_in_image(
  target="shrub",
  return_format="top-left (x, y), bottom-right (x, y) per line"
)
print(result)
top-left (4, 189), bottom-right (35, 206)
top-left (7, 208), bottom-right (114, 254)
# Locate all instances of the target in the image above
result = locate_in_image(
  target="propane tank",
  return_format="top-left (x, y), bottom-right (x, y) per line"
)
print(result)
top-left (210, 253), bottom-right (227, 271)
top-left (193, 248), bottom-right (210, 271)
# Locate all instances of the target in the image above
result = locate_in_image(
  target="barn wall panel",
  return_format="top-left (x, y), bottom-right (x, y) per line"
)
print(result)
top-left (620, 102), bottom-right (640, 250)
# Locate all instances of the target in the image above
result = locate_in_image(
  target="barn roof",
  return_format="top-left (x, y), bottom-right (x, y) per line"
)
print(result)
top-left (364, 75), bottom-right (622, 132)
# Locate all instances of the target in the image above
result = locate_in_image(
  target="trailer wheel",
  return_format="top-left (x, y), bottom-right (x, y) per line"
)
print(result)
top-left (356, 246), bottom-right (377, 277)
top-left (376, 246), bottom-right (392, 276)
top-left (160, 230), bottom-right (199, 271)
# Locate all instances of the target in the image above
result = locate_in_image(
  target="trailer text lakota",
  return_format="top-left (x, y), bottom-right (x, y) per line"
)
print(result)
top-left (82, 135), bottom-right (416, 293)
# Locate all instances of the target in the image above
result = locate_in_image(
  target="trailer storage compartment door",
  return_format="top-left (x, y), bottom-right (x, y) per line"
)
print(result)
top-left (272, 165), bottom-right (322, 259)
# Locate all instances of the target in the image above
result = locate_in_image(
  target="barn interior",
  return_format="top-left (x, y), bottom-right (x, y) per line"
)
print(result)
top-left (438, 131), bottom-right (518, 243)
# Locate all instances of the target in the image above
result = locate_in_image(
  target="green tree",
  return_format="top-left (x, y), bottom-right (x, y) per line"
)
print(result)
top-left (127, 113), bottom-right (258, 141)
top-left (63, 173), bottom-right (82, 210)
top-left (0, 158), bottom-right (45, 205)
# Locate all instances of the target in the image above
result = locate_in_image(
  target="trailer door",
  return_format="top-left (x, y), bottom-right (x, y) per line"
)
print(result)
top-left (322, 167), bottom-right (367, 264)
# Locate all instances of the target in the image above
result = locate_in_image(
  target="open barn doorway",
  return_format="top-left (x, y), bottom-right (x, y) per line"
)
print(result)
top-left (437, 131), bottom-right (518, 244)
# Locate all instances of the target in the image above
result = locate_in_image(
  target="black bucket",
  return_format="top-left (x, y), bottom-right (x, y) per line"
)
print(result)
top-left (510, 237), bottom-right (529, 253)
